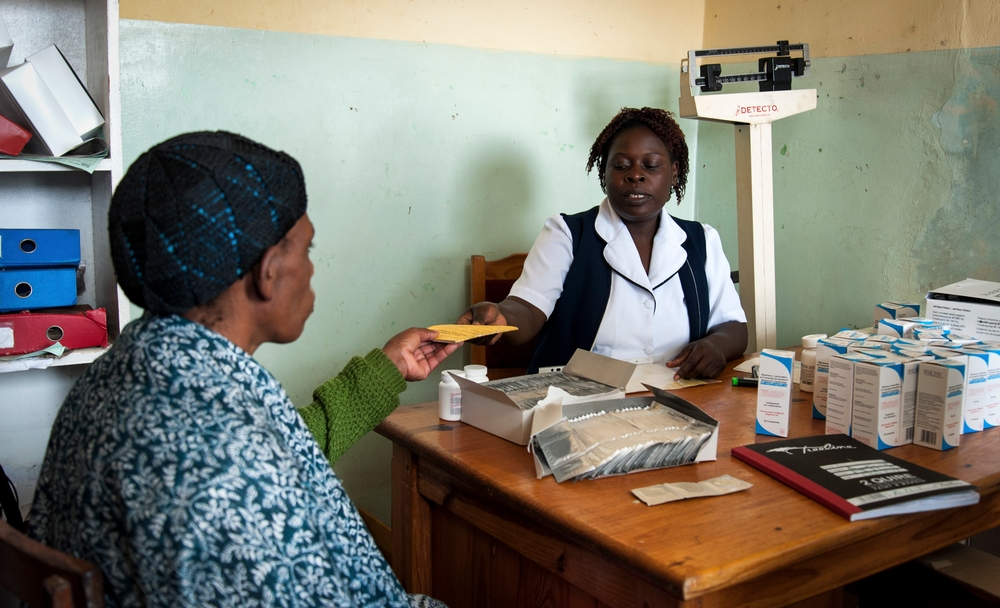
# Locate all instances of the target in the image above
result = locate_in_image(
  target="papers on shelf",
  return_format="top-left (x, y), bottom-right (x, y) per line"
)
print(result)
top-left (0, 140), bottom-right (108, 172)
top-left (0, 342), bottom-right (67, 372)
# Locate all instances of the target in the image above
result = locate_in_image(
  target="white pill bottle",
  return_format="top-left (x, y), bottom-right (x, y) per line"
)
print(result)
top-left (798, 334), bottom-right (827, 393)
top-left (463, 364), bottom-right (489, 384)
top-left (438, 370), bottom-right (465, 421)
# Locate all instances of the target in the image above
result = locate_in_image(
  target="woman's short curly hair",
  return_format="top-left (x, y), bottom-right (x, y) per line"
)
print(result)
top-left (586, 107), bottom-right (689, 203)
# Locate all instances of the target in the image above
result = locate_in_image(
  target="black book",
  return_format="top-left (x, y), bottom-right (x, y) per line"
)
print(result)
top-left (732, 435), bottom-right (979, 521)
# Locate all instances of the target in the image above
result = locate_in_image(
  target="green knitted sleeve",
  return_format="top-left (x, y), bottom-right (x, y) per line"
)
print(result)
top-left (298, 348), bottom-right (407, 467)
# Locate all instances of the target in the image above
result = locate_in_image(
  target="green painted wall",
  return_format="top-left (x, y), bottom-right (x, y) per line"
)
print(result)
top-left (121, 19), bottom-right (1000, 524)
top-left (119, 20), bottom-right (696, 523)
top-left (696, 49), bottom-right (1000, 348)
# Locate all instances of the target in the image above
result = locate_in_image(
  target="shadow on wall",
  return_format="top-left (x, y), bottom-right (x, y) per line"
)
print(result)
top-left (913, 48), bottom-right (1000, 289)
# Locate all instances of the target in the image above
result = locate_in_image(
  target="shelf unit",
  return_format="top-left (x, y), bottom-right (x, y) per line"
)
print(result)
top-left (1, 0), bottom-right (126, 367)
top-left (0, 0), bottom-right (125, 514)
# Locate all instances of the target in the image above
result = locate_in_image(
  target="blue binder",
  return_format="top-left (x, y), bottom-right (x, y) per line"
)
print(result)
top-left (0, 267), bottom-right (78, 312)
top-left (0, 229), bottom-right (81, 268)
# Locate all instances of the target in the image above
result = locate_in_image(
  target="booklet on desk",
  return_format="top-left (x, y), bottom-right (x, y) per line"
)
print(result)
top-left (731, 434), bottom-right (979, 521)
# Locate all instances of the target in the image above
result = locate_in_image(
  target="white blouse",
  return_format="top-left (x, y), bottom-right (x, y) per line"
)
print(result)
top-left (509, 198), bottom-right (746, 364)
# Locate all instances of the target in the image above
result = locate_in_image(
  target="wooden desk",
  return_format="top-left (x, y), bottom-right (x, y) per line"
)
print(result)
top-left (377, 357), bottom-right (1000, 607)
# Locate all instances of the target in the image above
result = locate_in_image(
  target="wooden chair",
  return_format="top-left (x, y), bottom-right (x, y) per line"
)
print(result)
top-left (0, 519), bottom-right (104, 608)
top-left (470, 254), bottom-right (537, 379)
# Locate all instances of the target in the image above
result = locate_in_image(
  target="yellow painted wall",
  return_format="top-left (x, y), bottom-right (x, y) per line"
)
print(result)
top-left (121, 0), bottom-right (1000, 61)
top-left (703, 0), bottom-right (1000, 56)
top-left (120, 0), bottom-right (705, 63)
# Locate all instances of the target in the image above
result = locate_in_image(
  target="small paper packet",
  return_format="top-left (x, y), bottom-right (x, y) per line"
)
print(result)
top-left (632, 474), bottom-right (752, 506)
top-left (428, 324), bottom-right (517, 343)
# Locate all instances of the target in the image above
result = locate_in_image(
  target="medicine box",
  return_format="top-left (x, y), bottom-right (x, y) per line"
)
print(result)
top-left (456, 349), bottom-right (635, 445)
top-left (878, 318), bottom-right (916, 339)
top-left (813, 336), bottom-right (858, 419)
top-left (890, 353), bottom-right (932, 446)
top-left (926, 279), bottom-right (1000, 341)
top-left (914, 359), bottom-right (965, 450)
top-left (874, 301), bottom-right (921, 331)
top-left (826, 352), bottom-right (876, 436)
top-left (851, 359), bottom-right (905, 450)
top-left (955, 349), bottom-right (989, 434)
top-left (969, 343), bottom-right (1000, 429)
top-left (755, 349), bottom-right (794, 437)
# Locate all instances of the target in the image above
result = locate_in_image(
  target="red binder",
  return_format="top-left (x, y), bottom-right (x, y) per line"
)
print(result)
top-left (0, 112), bottom-right (32, 156)
top-left (0, 308), bottom-right (108, 356)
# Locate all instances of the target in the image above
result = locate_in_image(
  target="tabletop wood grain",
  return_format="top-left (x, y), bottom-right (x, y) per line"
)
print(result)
top-left (377, 353), bottom-right (1000, 602)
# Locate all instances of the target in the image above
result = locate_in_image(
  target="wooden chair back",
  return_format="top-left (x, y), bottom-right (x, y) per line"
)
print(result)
top-left (470, 254), bottom-right (537, 379)
top-left (0, 519), bottom-right (104, 608)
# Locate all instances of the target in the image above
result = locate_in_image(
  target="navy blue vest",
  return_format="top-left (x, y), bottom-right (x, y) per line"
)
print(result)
top-left (528, 206), bottom-right (710, 373)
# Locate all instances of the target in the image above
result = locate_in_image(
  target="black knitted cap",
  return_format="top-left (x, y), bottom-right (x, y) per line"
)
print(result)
top-left (108, 131), bottom-right (307, 314)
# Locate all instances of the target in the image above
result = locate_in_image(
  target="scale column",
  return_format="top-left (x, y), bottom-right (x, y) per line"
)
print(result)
top-left (735, 122), bottom-right (778, 352)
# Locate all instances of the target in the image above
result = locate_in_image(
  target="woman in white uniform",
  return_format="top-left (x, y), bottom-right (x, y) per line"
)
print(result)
top-left (459, 107), bottom-right (747, 379)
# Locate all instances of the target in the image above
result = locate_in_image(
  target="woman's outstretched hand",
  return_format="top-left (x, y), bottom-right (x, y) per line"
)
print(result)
top-left (383, 328), bottom-right (461, 381)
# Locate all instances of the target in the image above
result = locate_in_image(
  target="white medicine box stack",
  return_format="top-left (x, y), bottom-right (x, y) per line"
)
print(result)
top-left (874, 301), bottom-right (921, 331)
top-left (968, 343), bottom-right (1000, 429)
top-left (914, 359), bottom-right (966, 450)
top-left (826, 352), bottom-right (877, 436)
top-left (755, 349), bottom-right (795, 437)
top-left (851, 358), bottom-right (907, 450)
top-left (954, 348), bottom-right (989, 434)
top-left (813, 336), bottom-right (858, 420)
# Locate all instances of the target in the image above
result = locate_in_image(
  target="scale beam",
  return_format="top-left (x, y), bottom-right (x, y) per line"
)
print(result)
top-left (678, 42), bottom-right (816, 352)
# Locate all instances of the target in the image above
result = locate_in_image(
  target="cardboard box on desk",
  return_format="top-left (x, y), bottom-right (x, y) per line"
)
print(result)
top-left (528, 386), bottom-right (719, 480)
top-left (926, 279), bottom-right (1000, 342)
top-left (456, 349), bottom-right (636, 446)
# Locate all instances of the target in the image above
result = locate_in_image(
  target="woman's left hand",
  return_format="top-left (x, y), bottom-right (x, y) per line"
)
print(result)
top-left (667, 321), bottom-right (748, 380)
top-left (667, 339), bottom-right (727, 380)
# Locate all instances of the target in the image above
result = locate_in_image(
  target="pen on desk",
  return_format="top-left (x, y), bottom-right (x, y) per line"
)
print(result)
top-left (732, 377), bottom-right (758, 388)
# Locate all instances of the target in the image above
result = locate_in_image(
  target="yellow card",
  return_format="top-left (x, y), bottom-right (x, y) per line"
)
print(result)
top-left (427, 324), bottom-right (518, 343)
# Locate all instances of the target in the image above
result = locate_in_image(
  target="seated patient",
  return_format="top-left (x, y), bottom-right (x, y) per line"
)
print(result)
top-left (460, 107), bottom-right (747, 378)
top-left (28, 132), bottom-right (455, 608)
